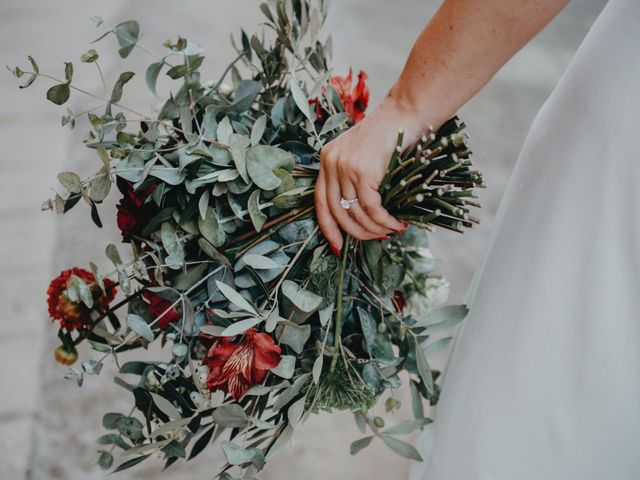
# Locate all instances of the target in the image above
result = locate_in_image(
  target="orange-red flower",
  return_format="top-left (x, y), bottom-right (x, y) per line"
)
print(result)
top-left (47, 268), bottom-right (116, 330)
top-left (203, 328), bottom-right (282, 400)
top-left (329, 68), bottom-right (370, 123)
top-left (142, 290), bottom-right (181, 330)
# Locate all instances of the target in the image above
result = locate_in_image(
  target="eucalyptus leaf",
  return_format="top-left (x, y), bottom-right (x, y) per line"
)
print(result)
top-left (127, 314), bottom-right (154, 342)
top-left (381, 436), bottom-right (423, 461)
top-left (215, 280), bottom-right (257, 315)
top-left (271, 355), bottom-right (295, 379)
top-left (212, 404), bottom-right (249, 428)
top-left (290, 79), bottom-right (311, 121)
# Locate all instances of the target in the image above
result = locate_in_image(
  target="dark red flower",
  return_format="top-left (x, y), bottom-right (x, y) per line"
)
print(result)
top-left (329, 68), bottom-right (370, 123)
top-left (392, 291), bottom-right (406, 313)
top-left (116, 177), bottom-right (157, 242)
top-left (47, 268), bottom-right (117, 330)
top-left (142, 290), bottom-right (181, 330)
top-left (203, 328), bottom-right (282, 400)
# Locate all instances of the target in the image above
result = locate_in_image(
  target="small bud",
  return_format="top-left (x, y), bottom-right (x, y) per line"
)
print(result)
top-left (373, 416), bottom-right (385, 428)
top-left (416, 194), bottom-right (424, 202)
top-left (395, 146), bottom-right (402, 153)
top-left (54, 345), bottom-right (78, 366)
top-left (421, 135), bottom-right (428, 143)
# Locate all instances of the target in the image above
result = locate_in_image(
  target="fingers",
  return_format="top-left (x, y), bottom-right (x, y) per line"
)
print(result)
top-left (355, 181), bottom-right (406, 233)
top-left (315, 166), bottom-right (344, 253)
top-left (339, 179), bottom-right (390, 237)
top-left (326, 170), bottom-right (379, 241)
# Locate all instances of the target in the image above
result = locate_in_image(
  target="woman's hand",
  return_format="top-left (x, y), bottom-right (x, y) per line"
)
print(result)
top-left (315, 94), bottom-right (424, 254)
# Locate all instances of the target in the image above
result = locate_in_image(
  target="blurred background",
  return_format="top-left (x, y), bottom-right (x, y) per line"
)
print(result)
top-left (0, 0), bottom-right (606, 478)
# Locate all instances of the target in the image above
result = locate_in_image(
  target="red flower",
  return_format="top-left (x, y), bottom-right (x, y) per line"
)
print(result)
top-left (203, 328), bottom-right (282, 400)
top-left (47, 268), bottom-right (116, 330)
top-left (329, 68), bottom-right (370, 123)
top-left (392, 291), bottom-right (406, 313)
top-left (142, 290), bottom-right (181, 330)
top-left (116, 177), bottom-right (157, 242)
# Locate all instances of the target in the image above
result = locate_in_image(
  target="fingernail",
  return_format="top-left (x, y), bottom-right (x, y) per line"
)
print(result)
top-left (329, 243), bottom-right (341, 257)
top-left (377, 235), bottom-right (390, 240)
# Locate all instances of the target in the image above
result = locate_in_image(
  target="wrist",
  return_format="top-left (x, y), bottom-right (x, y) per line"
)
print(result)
top-left (383, 82), bottom-right (449, 141)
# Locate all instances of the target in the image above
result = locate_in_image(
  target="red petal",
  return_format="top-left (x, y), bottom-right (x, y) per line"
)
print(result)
top-left (251, 332), bottom-right (282, 371)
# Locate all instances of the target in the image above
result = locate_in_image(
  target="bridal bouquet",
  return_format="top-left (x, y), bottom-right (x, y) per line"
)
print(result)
top-left (10, 1), bottom-right (482, 477)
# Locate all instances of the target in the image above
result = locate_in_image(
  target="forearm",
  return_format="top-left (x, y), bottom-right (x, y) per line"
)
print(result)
top-left (387, 0), bottom-right (570, 130)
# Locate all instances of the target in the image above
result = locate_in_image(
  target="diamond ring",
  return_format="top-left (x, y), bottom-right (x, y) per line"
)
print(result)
top-left (340, 197), bottom-right (358, 209)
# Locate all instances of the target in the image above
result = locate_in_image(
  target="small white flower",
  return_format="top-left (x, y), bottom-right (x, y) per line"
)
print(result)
top-left (218, 82), bottom-right (233, 95)
top-left (424, 276), bottom-right (450, 307)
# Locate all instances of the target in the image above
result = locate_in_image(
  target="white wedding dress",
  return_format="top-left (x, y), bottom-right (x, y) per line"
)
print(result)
top-left (411, 1), bottom-right (640, 478)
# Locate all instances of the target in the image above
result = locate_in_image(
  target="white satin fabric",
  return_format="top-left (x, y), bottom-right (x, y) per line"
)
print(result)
top-left (411, 1), bottom-right (640, 478)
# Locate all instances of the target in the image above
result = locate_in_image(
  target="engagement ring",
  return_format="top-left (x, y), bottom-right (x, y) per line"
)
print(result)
top-left (340, 197), bottom-right (358, 209)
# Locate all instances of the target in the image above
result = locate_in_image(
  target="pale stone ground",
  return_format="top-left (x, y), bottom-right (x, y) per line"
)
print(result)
top-left (0, 1), bottom-right (605, 479)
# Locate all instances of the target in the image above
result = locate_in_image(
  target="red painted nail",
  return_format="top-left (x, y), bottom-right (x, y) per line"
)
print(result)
top-left (329, 243), bottom-right (341, 257)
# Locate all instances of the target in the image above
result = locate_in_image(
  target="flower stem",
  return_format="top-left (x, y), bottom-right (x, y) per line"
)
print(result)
top-left (330, 235), bottom-right (351, 373)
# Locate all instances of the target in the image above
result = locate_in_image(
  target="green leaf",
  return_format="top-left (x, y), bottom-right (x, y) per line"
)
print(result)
top-left (423, 336), bottom-right (452, 356)
top-left (312, 355), bottom-right (323, 384)
top-left (381, 436), bottom-right (423, 461)
top-left (198, 207), bottom-right (226, 247)
top-left (222, 441), bottom-right (264, 468)
top-left (228, 133), bottom-right (250, 183)
top-left (69, 274), bottom-right (93, 308)
top-left (150, 393), bottom-right (182, 421)
top-left (201, 105), bottom-right (218, 142)
top-left (217, 116), bottom-right (233, 144)
top-left (110, 71), bottom-right (135, 103)
top-left (287, 397), bottom-right (305, 427)
top-left (115, 416), bottom-right (144, 441)
top-left (212, 404), bottom-right (249, 428)
top-left (382, 418), bottom-right (432, 436)
top-left (246, 145), bottom-right (296, 191)
top-left (290, 79), bottom-right (311, 121)
top-left (214, 280), bottom-right (257, 315)
top-left (319, 112), bottom-right (348, 135)
top-left (279, 322), bottom-right (311, 354)
top-left (114, 20), bottom-right (140, 58)
top-left (271, 355), bottom-right (295, 379)
top-left (281, 280), bottom-right (322, 313)
top-left (144, 61), bottom-right (162, 96)
top-left (350, 436), bottom-right (373, 456)
top-left (105, 243), bottom-right (122, 266)
top-left (57, 172), bottom-right (81, 193)
top-left (46, 83), bottom-right (70, 105)
top-left (96, 433), bottom-right (131, 450)
top-left (415, 338), bottom-right (434, 395)
top-left (127, 314), bottom-right (154, 342)
top-left (410, 380), bottom-right (425, 419)
top-left (250, 114), bottom-right (267, 146)
top-left (111, 455), bottom-right (150, 473)
top-left (89, 166), bottom-right (111, 202)
top-left (219, 317), bottom-right (262, 337)
top-left (160, 222), bottom-right (185, 267)
top-left (64, 62), bottom-right (73, 83)
top-left (97, 450), bottom-right (113, 470)
top-left (248, 190), bottom-right (266, 232)
top-left (102, 412), bottom-right (124, 429)
top-left (413, 305), bottom-right (468, 329)
top-left (242, 254), bottom-right (281, 270)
